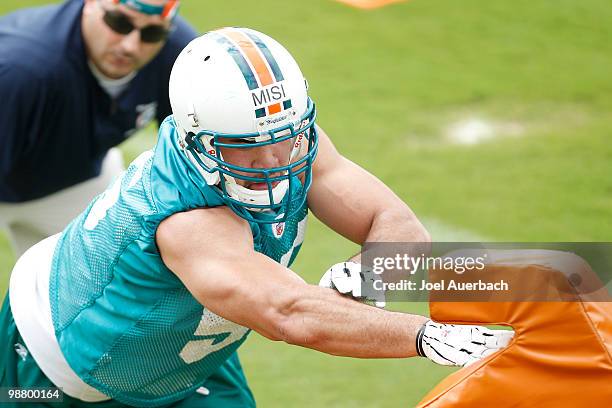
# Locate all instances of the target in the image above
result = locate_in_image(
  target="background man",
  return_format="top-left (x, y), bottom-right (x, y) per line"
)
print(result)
top-left (0, 0), bottom-right (197, 256)
top-left (1, 28), bottom-right (513, 407)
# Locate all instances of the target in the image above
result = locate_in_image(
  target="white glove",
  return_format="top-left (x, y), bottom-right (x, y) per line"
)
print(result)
top-left (319, 262), bottom-right (386, 308)
top-left (416, 320), bottom-right (514, 367)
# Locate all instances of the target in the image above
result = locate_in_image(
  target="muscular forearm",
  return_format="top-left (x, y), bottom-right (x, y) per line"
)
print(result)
top-left (349, 209), bottom-right (431, 264)
top-left (372, 208), bottom-right (430, 242)
top-left (277, 284), bottom-right (428, 358)
top-left (173, 238), bottom-right (427, 359)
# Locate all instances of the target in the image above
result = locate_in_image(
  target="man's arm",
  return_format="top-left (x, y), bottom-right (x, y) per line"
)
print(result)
top-left (0, 64), bottom-right (39, 182)
top-left (307, 127), bottom-right (430, 261)
top-left (157, 207), bottom-right (428, 358)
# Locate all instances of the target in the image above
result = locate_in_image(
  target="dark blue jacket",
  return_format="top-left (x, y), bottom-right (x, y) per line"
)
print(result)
top-left (0, 0), bottom-right (197, 202)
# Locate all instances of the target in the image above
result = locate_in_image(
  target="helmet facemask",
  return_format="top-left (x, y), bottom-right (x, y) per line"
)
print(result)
top-left (183, 99), bottom-right (318, 224)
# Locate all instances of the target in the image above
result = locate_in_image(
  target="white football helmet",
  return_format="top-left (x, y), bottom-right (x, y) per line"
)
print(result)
top-left (169, 27), bottom-right (318, 223)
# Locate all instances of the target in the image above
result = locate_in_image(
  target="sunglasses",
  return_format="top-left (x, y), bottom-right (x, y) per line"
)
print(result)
top-left (99, 2), bottom-right (171, 43)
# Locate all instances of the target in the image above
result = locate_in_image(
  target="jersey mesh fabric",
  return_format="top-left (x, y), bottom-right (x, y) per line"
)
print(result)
top-left (51, 152), bottom-right (157, 333)
top-left (88, 288), bottom-right (247, 402)
top-left (48, 117), bottom-right (308, 406)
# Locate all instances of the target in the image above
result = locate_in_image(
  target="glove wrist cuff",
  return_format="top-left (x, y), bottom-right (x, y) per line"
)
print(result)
top-left (415, 320), bottom-right (429, 357)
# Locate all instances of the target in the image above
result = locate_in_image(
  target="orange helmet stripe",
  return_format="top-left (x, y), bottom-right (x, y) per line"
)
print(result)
top-left (220, 28), bottom-right (274, 88)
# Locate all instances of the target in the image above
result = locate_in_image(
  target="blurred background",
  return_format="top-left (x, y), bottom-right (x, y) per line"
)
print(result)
top-left (1, 0), bottom-right (611, 406)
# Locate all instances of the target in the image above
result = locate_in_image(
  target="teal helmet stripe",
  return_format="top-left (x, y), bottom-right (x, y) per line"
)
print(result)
top-left (210, 32), bottom-right (259, 91)
top-left (245, 31), bottom-right (285, 82)
top-left (115, 0), bottom-right (176, 17)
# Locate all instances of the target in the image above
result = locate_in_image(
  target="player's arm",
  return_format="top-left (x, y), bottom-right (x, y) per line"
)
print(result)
top-left (157, 206), bottom-right (427, 358)
top-left (307, 126), bottom-right (430, 251)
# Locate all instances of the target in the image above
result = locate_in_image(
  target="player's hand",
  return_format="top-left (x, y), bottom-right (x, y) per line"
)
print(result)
top-left (416, 320), bottom-right (514, 367)
top-left (319, 262), bottom-right (386, 308)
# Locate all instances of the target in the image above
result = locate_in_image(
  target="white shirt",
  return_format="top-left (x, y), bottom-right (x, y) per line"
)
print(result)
top-left (87, 60), bottom-right (137, 99)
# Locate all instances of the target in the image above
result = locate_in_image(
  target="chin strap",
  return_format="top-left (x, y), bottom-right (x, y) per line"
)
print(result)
top-left (224, 178), bottom-right (289, 210)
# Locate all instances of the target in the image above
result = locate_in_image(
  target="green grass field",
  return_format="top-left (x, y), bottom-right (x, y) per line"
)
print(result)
top-left (1, 0), bottom-right (611, 406)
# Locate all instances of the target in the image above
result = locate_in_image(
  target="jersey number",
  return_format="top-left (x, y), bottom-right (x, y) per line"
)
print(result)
top-left (83, 151), bottom-right (152, 230)
top-left (179, 309), bottom-right (248, 364)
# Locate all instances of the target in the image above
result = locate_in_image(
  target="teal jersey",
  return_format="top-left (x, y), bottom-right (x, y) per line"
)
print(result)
top-left (49, 116), bottom-right (308, 407)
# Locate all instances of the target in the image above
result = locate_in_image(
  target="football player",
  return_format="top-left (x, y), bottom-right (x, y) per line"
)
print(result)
top-left (0, 28), bottom-right (513, 407)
